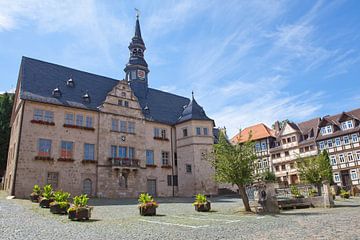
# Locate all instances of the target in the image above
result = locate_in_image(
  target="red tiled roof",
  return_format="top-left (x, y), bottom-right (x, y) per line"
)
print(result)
top-left (231, 123), bottom-right (275, 144)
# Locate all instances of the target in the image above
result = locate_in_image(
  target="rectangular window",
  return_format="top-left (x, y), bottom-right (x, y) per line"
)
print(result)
top-left (285, 151), bottom-right (289, 157)
top-left (291, 136), bottom-right (296, 142)
top-left (330, 155), bottom-right (337, 165)
top-left (276, 153), bottom-right (281, 158)
top-left (120, 121), bottom-right (127, 132)
top-left (344, 136), bottom-right (350, 145)
top-left (146, 150), bottom-right (154, 165)
top-left (203, 128), bottom-right (208, 136)
top-left (47, 172), bottom-right (59, 189)
top-left (128, 122), bottom-right (135, 133)
top-left (65, 113), bottom-right (74, 125)
top-left (183, 128), bottom-right (188, 137)
top-left (44, 111), bottom-right (54, 123)
top-left (186, 164), bottom-right (192, 173)
top-left (258, 160), bottom-right (263, 169)
top-left (300, 148), bottom-right (304, 153)
top-left (128, 147), bottom-right (135, 159)
top-left (34, 109), bottom-right (44, 121)
top-left (275, 166), bottom-right (279, 172)
top-left (84, 143), bottom-right (95, 160)
top-left (154, 128), bottom-right (160, 137)
top-left (347, 120), bottom-right (354, 129)
top-left (38, 139), bottom-right (52, 157)
top-left (118, 100), bottom-right (123, 106)
top-left (319, 141), bottom-right (325, 150)
top-left (281, 165), bottom-right (286, 171)
top-left (173, 175), bottom-right (178, 186)
top-left (357, 151), bottom-right (360, 160)
top-left (326, 125), bottom-right (333, 134)
top-left (261, 142), bottom-right (267, 150)
top-left (76, 114), bottom-right (83, 126)
top-left (290, 163), bottom-right (295, 169)
top-left (167, 175), bottom-right (172, 186)
top-left (124, 101), bottom-right (129, 107)
top-left (161, 129), bottom-right (166, 139)
top-left (61, 141), bottom-right (73, 159)
top-left (339, 154), bottom-right (345, 163)
top-left (255, 143), bottom-right (261, 152)
top-left (196, 127), bottom-right (201, 135)
top-left (341, 122), bottom-right (347, 130)
top-left (111, 119), bottom-right (118, 131)
top-left (320, 127), bottom-right (326, 135)
top-left (162, 151), bottom-right (169, 166)
top-left (111, 145), bottom-right (117, 158)
top-left (350, 170), bottom-right (358, 180)
top-left (282, 139), bottom-right (286, 145)
top-left (334, 173), bottom-right (340, 183)
top-left (118, 146), bottom-right (127, 158)
top-left (85, 116), bottom-right (93, 128)
top-left (263, 159), bottom-right (268, 167)
top-left (335, 138), bottom-right (341, 146)
top-left (327, 140), bottom-right (333, 148)
top-left (348, 152), bottom-right (354, 162)
top-left (287, 137), bottom-right (291, 143)
top-left (352, 134), bottom-right (358, 143)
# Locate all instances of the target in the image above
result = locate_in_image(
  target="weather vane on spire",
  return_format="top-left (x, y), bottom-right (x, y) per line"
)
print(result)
top-left (135, 8), bottom-right (140, 18)
top-left (192, 90), bottom-right (194, 99)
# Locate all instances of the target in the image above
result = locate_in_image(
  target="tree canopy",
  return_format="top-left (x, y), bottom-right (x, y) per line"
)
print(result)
top-left (210, 130), bottom-right (257, 211)
top-left (0, 93), bottom-right (14, 175)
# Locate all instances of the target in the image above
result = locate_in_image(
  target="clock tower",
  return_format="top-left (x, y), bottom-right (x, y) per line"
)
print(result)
top-left (124, 13), bottom-right (149, 95)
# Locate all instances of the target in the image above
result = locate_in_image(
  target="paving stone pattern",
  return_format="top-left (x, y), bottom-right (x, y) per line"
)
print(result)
top-left (1, 191), bottom-right (360, 240)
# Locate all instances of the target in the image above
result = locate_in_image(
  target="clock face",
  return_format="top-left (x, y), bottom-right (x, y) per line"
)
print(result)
top-left (137, 70), bottom-right (145, 79)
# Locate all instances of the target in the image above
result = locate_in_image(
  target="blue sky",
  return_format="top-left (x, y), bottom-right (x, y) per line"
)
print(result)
top-left (0, 0), bottom-right (360, 137)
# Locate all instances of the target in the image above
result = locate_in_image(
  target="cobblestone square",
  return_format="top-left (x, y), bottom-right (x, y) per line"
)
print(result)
top-left (1, 191), bottom-right (360, 240)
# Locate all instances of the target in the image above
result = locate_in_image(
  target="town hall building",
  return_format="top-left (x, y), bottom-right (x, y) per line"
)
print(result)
top-left (4, 16), bottom-right (218, 198)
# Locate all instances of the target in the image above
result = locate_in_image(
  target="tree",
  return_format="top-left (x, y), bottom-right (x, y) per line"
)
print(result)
top-left (0, 92), bottom-right (14, 175)
top-left (297, 150), bottom-right (333, 195)
top-left (209, 131), bottom-right (257, 212)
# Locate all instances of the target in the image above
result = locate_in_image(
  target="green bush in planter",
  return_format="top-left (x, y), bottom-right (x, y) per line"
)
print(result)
top-left (290, 185), bottom-right (304, 198)
top-left (192, 194), bottom-right (208, 206)
top-left (42, 184), bottom-right (54, 200)
top-left (340, 189), bottom-right (350, 199)
top-left (308, 188), bottom-right (318, 197)
top-left (68, 194), bottom-right (92, 220)
top-left (30, 185), bottom-right (42, 202)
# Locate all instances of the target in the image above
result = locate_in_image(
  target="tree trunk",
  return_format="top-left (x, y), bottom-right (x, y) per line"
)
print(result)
top-left (317, 183), bottom-right (322, 196)
top-left (238, 184), bottom-right (251, 212)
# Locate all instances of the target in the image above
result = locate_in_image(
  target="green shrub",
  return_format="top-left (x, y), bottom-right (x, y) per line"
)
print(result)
top-left (340, 189), bottom-right (350, 199)
top-left (290, 185), bottom-right (304, 198)
top-left (32, 185), bottom-right (41, 195)
top-left (50, 190), bottom-right (71, 208)
top-left (192, 194), bottom-right (208, 206)
top-left (73, 194), bottom-right (89, 207)
top-left (138, 193), bottom-right (158, 208)
top-left (42, 184), bottom-right (54, 200)
top-left (308, 188), bottom-right (318, 197)
top-left (262, 170), bottom-right (276, 183)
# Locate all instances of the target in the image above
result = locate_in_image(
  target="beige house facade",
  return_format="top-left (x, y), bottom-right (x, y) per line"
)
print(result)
top-left (4, 16), bottom-right (217, 198)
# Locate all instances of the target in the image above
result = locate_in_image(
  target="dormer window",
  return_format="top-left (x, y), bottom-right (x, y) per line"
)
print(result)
top-left (341, 120), bottom-right (354, 130)
top-left (66, 78), bottom-right (75, 87)
top-left (52, 87), bottom-right (62, 98)
top-left (320, 125), bottom-right (333, 135)
top-left (83, 91), bottom-right (90, 103)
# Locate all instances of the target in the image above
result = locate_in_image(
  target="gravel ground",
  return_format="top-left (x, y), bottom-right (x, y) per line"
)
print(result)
top-left (1, 191), bottom-right (360, 240)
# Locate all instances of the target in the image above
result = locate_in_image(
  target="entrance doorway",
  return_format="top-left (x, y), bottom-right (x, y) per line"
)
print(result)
top-left (290, 175), bottom-right (299, 184)
top-left (147, 179), bottom-right (157, 196)
top-left (83, 179), bottom-right (92, 196)
top-left (340, 170), bottom-right (351, 188)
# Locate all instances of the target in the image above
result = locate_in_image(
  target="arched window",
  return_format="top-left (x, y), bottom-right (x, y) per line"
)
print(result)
top-left (83, 178), bottom-right (92, 196)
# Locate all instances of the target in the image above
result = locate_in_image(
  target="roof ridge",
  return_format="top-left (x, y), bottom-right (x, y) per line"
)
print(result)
top-left (148, 87), bottom-right (190, 101)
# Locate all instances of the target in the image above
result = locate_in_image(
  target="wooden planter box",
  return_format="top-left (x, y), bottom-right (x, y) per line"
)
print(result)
top-left (50, 203), bottom-right (70, 214)
top-left (139, 205), bottom-right (157, 216)
top-left (68, 207), bottom-right (92, 221)
top-left (29, 194), bottom-right (40, 203)
top-left (39, 198), bottom-right (54, 208)
top-left (195, 202), bottom-right (211, 212)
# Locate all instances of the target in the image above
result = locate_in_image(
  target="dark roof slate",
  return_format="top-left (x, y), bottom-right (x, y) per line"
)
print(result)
top-left (177, 97), bottom-right (212, 123)
top-left (18, 56), bottom-right (207, 126)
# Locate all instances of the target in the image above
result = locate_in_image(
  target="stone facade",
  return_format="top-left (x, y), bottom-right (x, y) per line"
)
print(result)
top-left (4, 17), bottom-right (217, 198)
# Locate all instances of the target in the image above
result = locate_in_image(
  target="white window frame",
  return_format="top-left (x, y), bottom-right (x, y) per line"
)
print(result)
top-left (339, 154), bottom-right (345, 163)
top-left (326, 125), bottom-right (333, 134)
top-left (348, 152), bottom-right (354, 162)
top-left (327, 139), bottom-right (333, 148)
top-left (334, 173), bottom-right (341, 183)
top-left (352, 134), bottom-right (358, 143)
top-left (319, 141), bottom-right (325, 150)
top-left (357, 151), bottom-right (360, 161)
top-left (350, 170), bottom-right (358, 180)
top-left (335, 138), bottom-right (341, 147)
top-left (261, 142), bottom-right (267, 151)
top-left (343, 136), bottom-right (350, 145)
top-left (330, 155), bottom-right (337, 165)
top-left (320, 127), bottom-right (326, 135)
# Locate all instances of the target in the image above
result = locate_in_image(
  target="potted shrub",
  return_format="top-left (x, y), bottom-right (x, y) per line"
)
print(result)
top-left (29, 184), bottom-right (42, 202)
top-left (308, 188), bottom-right (318, 197)
top-left (138, 193), bottom-right (158, 216)
top-left (39, 184), bottom-right (54, 208)
top-left (50, 191), bottom-right (71, 214)
top-left (290, 185), bottom-right (304, 199)
top-left (340, 189), bottom-right (350, 199)
top-left (192, 193), bottom-right (211, 212)
top-left (68, 194), bottom-right (93, 221)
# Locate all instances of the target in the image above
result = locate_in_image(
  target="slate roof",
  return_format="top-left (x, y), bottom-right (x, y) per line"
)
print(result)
top-left (18, 56), bottom-right (211, 126)
top-left (177, 97), bottom-right (212, 124)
